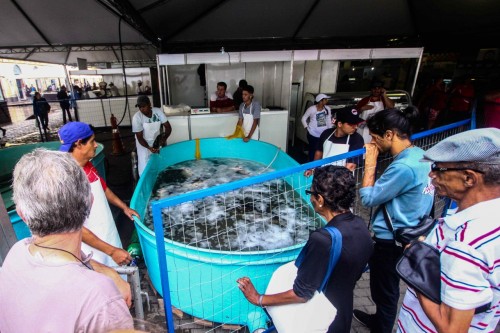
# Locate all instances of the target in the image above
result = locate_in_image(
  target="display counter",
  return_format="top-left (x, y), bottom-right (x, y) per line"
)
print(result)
top-left (166, 110), bottom-right (288, 150)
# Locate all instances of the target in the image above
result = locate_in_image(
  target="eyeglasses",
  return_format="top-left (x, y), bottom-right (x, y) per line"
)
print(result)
top-left (305, 190), bottom-right (320, 196)
top-left (430, 163), bottom-right (484, 174)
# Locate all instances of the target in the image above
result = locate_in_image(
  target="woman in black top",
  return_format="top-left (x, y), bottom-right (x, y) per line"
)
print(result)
top-left (238, 165), bottom-right (374, 332)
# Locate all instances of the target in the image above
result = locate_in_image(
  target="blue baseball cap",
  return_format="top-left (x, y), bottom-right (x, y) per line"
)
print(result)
top-left (58, 122), bottom-right (94, 152)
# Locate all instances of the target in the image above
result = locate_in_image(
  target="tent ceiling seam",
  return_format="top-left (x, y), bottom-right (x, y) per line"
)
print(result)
top-left (166, 0), bottom-right (231, 42)
top-left (292, 0), bottom-right (321, 39)
top-left (11, 0), bottom-right (52, 46)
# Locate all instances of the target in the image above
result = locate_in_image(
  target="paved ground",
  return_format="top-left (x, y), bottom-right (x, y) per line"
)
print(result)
top-left (4, 105), bottom-right (495, 333)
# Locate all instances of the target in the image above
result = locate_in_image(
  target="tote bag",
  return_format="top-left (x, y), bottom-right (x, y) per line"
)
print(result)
top-left (265, 227), bottom-right (341, 333)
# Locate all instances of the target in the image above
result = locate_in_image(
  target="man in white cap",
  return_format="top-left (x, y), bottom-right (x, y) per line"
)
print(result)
top-left (132, 95), bottom-right (172, 176)
top-left (397, 128), bottom-right (500, 332)
top-left (301, 93), bottom-right (333, 161)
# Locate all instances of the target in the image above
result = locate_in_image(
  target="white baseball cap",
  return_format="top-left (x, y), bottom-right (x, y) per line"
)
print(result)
top-left (315, 93), bottom-right (331, 102)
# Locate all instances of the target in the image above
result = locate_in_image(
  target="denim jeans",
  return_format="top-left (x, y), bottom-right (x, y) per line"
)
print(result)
top-left (369, 238), bottom-right (404, 333)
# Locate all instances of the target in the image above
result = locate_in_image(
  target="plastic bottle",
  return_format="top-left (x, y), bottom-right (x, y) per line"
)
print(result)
top-left (127, 229), bottom-right (143, 258)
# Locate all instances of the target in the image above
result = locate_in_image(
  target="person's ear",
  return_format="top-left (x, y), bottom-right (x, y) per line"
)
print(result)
top-left (74, 139), bottom-right (84, 149)
top-left (463, 170), bottom-right (478, 188)
top-left (16, 208), bottom-right (26, 222)
top-left (317, 194), bottom-right (325, 208)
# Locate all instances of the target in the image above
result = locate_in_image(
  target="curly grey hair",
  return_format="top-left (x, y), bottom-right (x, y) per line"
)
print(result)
top-left (13, 149), bottom-right (92, 237)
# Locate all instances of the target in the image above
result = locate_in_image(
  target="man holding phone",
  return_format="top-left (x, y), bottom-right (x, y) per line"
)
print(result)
top-left (356, 81), bottom-right (395, 143)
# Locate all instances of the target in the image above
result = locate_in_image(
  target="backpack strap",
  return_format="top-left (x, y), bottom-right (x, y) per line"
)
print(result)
top-left (320, 226), bottom-right (342, 292)
top-left (295, 226), bottom-right (343, 293)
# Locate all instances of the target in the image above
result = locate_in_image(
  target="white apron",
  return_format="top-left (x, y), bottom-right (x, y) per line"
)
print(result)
top-left (81, 178), bottom-right (122, 267)
top-left (242, 103), bottom-right (259, 140)
top-left (136, 120), bottom-right (161, 176)
top-left (323, 130), bottom-right (350, 166)
top-left (358, 100), bottom-right (384, 143)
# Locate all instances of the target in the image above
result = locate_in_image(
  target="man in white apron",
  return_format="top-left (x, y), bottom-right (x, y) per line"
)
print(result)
top-left (305, 107), bottom-right (365, 176)
top-left (236, 85), bottom-right (261, 142)
top-left (59, 122), bottom-right (139, 267)
top-left (132, 95), bottom-right (172, 176)
top-left (356, 81), bottom-right (395, 143)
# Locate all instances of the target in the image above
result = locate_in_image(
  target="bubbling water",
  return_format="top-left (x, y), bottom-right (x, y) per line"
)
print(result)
top-left (144, 158), bottom-right (320, 251)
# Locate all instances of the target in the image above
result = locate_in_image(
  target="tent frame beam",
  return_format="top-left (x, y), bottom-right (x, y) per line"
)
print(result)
top-left (96, 0), bottom-right (160, 47)
top-left (0, 44), bottom-right (154, 55)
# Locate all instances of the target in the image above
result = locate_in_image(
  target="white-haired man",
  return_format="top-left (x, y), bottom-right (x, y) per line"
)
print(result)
top-left (0, 149), bottom-right (133, 332)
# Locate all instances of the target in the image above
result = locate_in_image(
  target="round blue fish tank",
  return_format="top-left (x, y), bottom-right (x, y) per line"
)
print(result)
top-left (131, 138), bottom-right (314, 331)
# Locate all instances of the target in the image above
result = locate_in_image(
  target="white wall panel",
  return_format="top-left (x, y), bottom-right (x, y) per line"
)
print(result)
top-left (241, 51), bottom-right (292, 62)
top-left (320, 49), bottom-right (372, 60)
top-left (167, 64), bottom-right (206, 107)
top-left (293, 50), bottom-right (319, 61)
top-left (320, 61), bottom-right (339, 93)
top-left (206, 63), bottom-right (245, 103)
top-left (158, 54), bottom-right (185, 65)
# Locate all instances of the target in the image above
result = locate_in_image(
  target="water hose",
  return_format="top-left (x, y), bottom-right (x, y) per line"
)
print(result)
top-left (255, 147), bottom-right (281, 175)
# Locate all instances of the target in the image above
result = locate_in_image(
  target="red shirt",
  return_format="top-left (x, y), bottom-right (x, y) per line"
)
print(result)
top-left (449, 83), bottom-right (475, 112)
top-left (210, 98), bottom-right (234, 109)
top-left (83, 161), bottom-right (107, 191)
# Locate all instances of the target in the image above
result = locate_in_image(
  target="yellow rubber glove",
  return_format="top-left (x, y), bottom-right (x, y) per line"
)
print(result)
top-left (226, 125), bottom-right (245, 140)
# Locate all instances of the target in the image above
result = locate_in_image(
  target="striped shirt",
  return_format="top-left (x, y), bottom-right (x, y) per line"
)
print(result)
top-left (397, 197), bottom-right (500, 333)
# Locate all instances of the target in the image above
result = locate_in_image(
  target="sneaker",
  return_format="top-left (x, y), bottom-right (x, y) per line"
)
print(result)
top-left (353, 309), bottom-right (374, 329)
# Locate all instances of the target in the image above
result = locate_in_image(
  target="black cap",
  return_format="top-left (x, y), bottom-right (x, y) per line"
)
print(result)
top-left (371, 80), bottom-right (384, 88)
top-left (136, 95), bottom-right (150, 107)
top-left (335, 107), bottom-right (364, 124)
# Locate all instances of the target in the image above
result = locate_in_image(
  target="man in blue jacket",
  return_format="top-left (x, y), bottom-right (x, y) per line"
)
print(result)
top-left (353, 108), bottom-right (434, 333)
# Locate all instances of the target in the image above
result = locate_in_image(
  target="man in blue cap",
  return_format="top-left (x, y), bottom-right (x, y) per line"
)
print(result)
top-left (397, 128), bottom-right (500, 332)
top-left (59, 122), bottom-right (139, 267)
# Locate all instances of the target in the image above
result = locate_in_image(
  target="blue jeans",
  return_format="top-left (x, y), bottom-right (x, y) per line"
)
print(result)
top-left (306, 132), bottom-right (320, 162)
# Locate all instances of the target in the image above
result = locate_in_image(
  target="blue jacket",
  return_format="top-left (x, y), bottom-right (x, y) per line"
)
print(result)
top-left (360, 147), bottom-right (434, 240)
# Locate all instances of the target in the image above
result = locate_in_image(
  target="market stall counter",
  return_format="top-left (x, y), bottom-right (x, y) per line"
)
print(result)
top-left (165, 108), bottom-right (288, 150)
